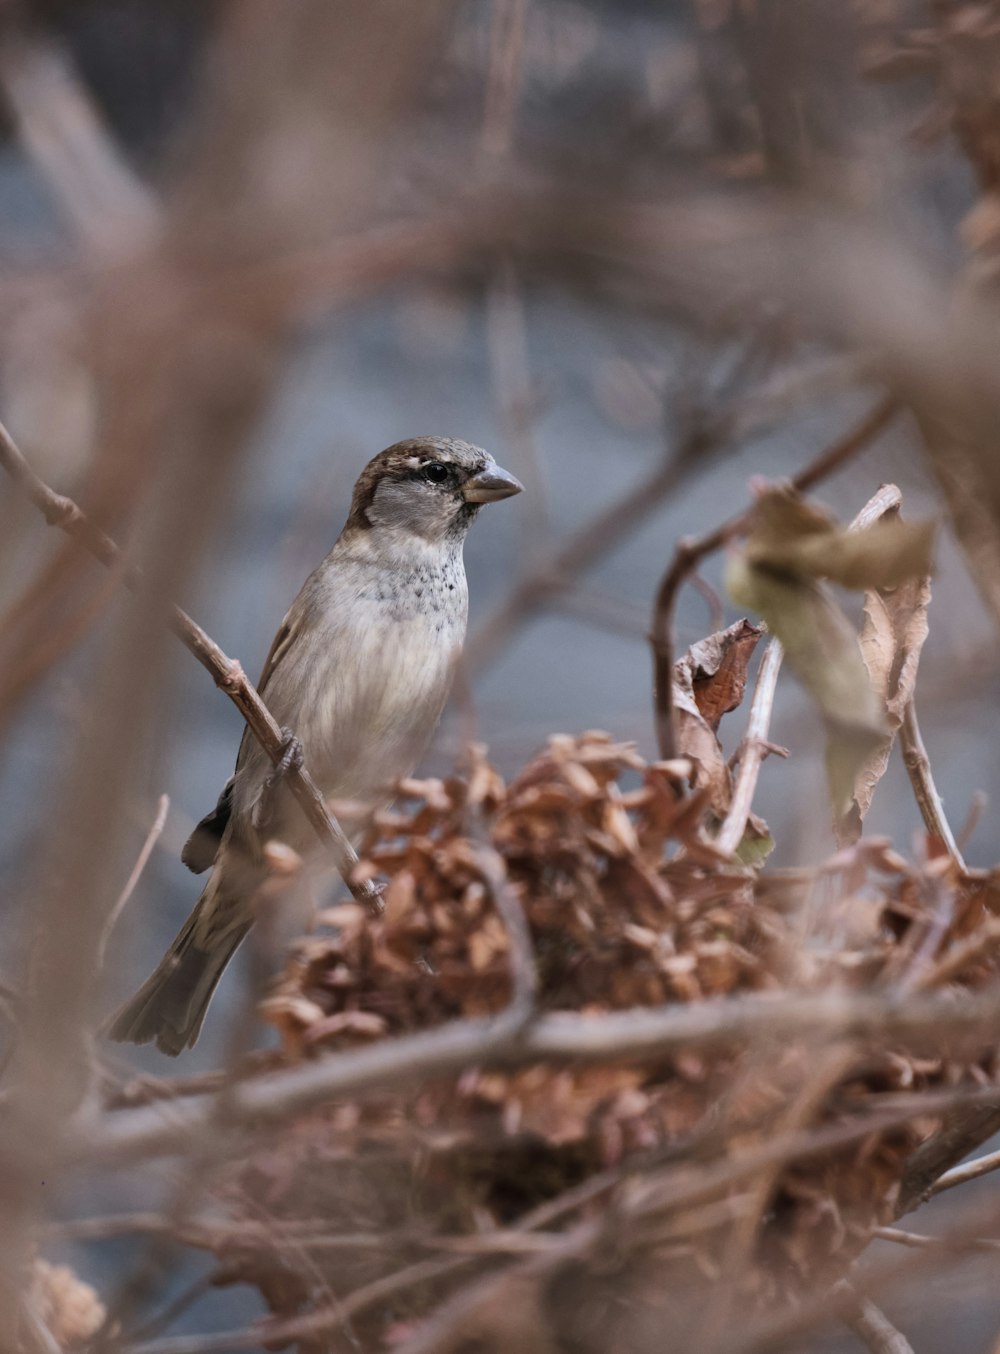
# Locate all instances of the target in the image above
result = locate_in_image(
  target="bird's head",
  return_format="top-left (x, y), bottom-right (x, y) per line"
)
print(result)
top-left (344, 437), bottom-right (522, 546)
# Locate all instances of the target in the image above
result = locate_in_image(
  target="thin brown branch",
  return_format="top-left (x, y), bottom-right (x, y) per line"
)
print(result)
top-left (845, 487), bottom-right (943, 867)
top-left (72, 985), bottom-right (1000, 1166)
top-left (736, 1191), bottom-right (1000, 1353)
top-left (690, 571), bottom-right (725, 633)
top-left (99, 795), bottom-right (170, 966)
top-left (895, 1099), bottom-right (1000, 1217)
top-left (112, 1087), bottom-right (1000, 1354)
top-left (837, 1285), bottom-right (915, 1354)
top-left (0, 419), bottom-right (380, 915)
top-left (0, 34), bottom-right (159, 252)
top-left (651, 395), bottom-right (900, 758)
top-left (899, 699), bottom-right (966, 870)
top-left (486, 260), bottom-right (548, 547)
top-left (469, 841), bottom-right (537, 1025)
top-left (464, 433), bottom-right (702, 674)
top-left (43, 1212), bottom-right (392, 1254)
top-left (956, 790), bottom-right (987, 851)
top-left (928, 1144), bottom-right (1000, 1196)
top-left (480, 0), bottom-right (529, 163)
top-left (912, 918), bottom-right (1000, 993)
top-left (848, 482), bottom-right (903, 531)
top-left (714, 637), bottom-right (783, 857)
top-left (127, 1272), bottom-right (219, 1346)
top-left (873, 1225), bottom-right (1000, 1254)
top-left (465, 352), bottom-right (788, 676)
top-left (553, 583), bottom-right (651, 639)
top-left (18, 1301), bottom-right (63, 1354)
top-left (123, 1172), bottom-right (614, 1354)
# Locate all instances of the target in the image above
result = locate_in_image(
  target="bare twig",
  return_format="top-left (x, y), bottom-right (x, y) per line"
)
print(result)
top-left (714, 637), bottom-right (784, 857)
top-left (928, 1144), bottom-right (1000, 1197)
top-left (691, 571), bottom-right (725, 633)
top-left (873, 1225), bottom-right (1000, 1254)
top-left (99, 795), bottom-right (170, 966)
top-left (899, 700), bottom-right (966, 870)
top-left (651, 395), bottom-right (900, 758)
top-left (122, 1169), bottom-right (617, 1354)
top-left (895, 1100), bottom-right (1000, 1217)
top-left (911, 918), bottom-right (1000, 993)
top-left (480, 0), bottom-right (529, 163)
top-left (465, 431), bottom-right (705, 674)
top-left (107, 1085), bottom-right (1000, 1354)
top-left (956, 790), bottom-right (987, 851)
top-left (0, 419), bottom-right (380, 915)
top-left (70, 985), bottom-right (1000, 1166)
top-left (0, 35), bottom-right (159, 252)
top-left (552, 583), bottom-right (651, 639)
top-left (465, 350), bottom-right (779, 677)
top-left (470, 841), bottom-right (537, 1026)
top-left (17, 1302), bottom-right (63, 1354)
top-left (848, 482), bottom-right (903, 531)
top-left (126, 1272), bottom-right (219, 1346)
top-left (42, 1213), bottom-right (386, 1250)
top-left (486, 261), bottom-right (548, 547)
top-left (837, 1285), bottom-right (915, 1354)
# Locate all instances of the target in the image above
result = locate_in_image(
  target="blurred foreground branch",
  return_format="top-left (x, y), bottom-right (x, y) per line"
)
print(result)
top-left (0, 418), bottom-right (380, 915)
top-left (74, 984), bottom-right (1000, 1167)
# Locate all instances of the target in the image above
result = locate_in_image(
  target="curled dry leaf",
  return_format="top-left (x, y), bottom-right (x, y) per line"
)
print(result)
top-left (672, 618), bottom-right (763, 816)
top-left (841, 503), bottom-right (933, 844)
top-left (745, 487), bottom-right (935, 591)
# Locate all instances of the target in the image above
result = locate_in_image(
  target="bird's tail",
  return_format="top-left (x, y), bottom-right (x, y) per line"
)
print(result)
top-left (106, 880), bottom-right (250, 1057)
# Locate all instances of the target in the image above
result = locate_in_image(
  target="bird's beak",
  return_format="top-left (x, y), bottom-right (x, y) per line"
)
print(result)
top-left (462, 464), bottom-right (524, 503)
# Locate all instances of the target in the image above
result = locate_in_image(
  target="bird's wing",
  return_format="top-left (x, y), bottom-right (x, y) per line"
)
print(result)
top-left (181, 776), bottom-right (235, 873)
top-left (256, 612), bottom-right (297, 698)
top-left (233, 610), bottom-right (299, 771)
top-left (181, 611), bottom-right (300, 872)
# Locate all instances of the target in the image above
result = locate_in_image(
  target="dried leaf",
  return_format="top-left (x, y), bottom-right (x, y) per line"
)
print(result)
top-left (673, 619), bottom-right (763, 815)
top-left (841, 516), bottom-right (932, 841)
top-left (690, 619), bottom-right (763, 727)
top-left (736, 814), bottom-right (775, 866)
top-left (727, 556), bottom-right (885, 818)
top-left (731, 487), bottom-right (934, 821)
top-left (745, 487), bottom-right (935, 589)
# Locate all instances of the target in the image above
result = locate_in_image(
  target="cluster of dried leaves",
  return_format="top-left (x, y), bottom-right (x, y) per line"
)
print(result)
top-left (217, 488), bottom-right (996, 1349)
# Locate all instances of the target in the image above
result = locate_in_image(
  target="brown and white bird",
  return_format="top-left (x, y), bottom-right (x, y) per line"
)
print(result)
top-left (108, 437), bottom-right (521, 1055)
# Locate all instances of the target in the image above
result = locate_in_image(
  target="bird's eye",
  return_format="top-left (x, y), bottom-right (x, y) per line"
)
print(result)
top-left (422, 461), bottom-right (450, 484)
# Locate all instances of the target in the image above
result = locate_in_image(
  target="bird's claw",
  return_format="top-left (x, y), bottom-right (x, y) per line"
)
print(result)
top-left (253, 729), bottom-right (305, 832)
top-left (271, 727), bottom-right (304, 781)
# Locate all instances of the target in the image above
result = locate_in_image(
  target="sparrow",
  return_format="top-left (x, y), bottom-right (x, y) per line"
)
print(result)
top-left (107, 437), bottom-right (522, 1055)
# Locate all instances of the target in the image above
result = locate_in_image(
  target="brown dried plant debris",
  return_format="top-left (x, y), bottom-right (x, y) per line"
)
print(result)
top-left (672, 618), bottom-right (763, 817)
top-left (262, 732), bottom-right (782, 1063)
top-left (242, 720), bottom-right (1000, 1342)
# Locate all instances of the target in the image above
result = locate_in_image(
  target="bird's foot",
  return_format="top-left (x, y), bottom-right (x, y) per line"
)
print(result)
top-left (253, 729), bottom-right (305, 832)
top-left (271, 727), bottom-right (305, 781)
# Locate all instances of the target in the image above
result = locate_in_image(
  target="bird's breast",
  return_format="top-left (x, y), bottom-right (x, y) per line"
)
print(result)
top-left (304, 559), bottom-right (468, 802)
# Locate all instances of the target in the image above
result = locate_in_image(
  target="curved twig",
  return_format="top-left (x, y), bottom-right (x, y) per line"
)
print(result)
top-left (714, 636), bottom-right (784, 857)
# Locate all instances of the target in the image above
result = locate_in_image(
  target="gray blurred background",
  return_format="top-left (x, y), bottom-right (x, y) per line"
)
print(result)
top-left (0, 2), bottom-right (998, 1349)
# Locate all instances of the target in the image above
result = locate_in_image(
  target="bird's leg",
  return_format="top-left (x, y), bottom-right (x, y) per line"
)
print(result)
top-left (252, 728), bottom-right (305, 832)
top-left (270, 727), bottom-right (305, 781)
